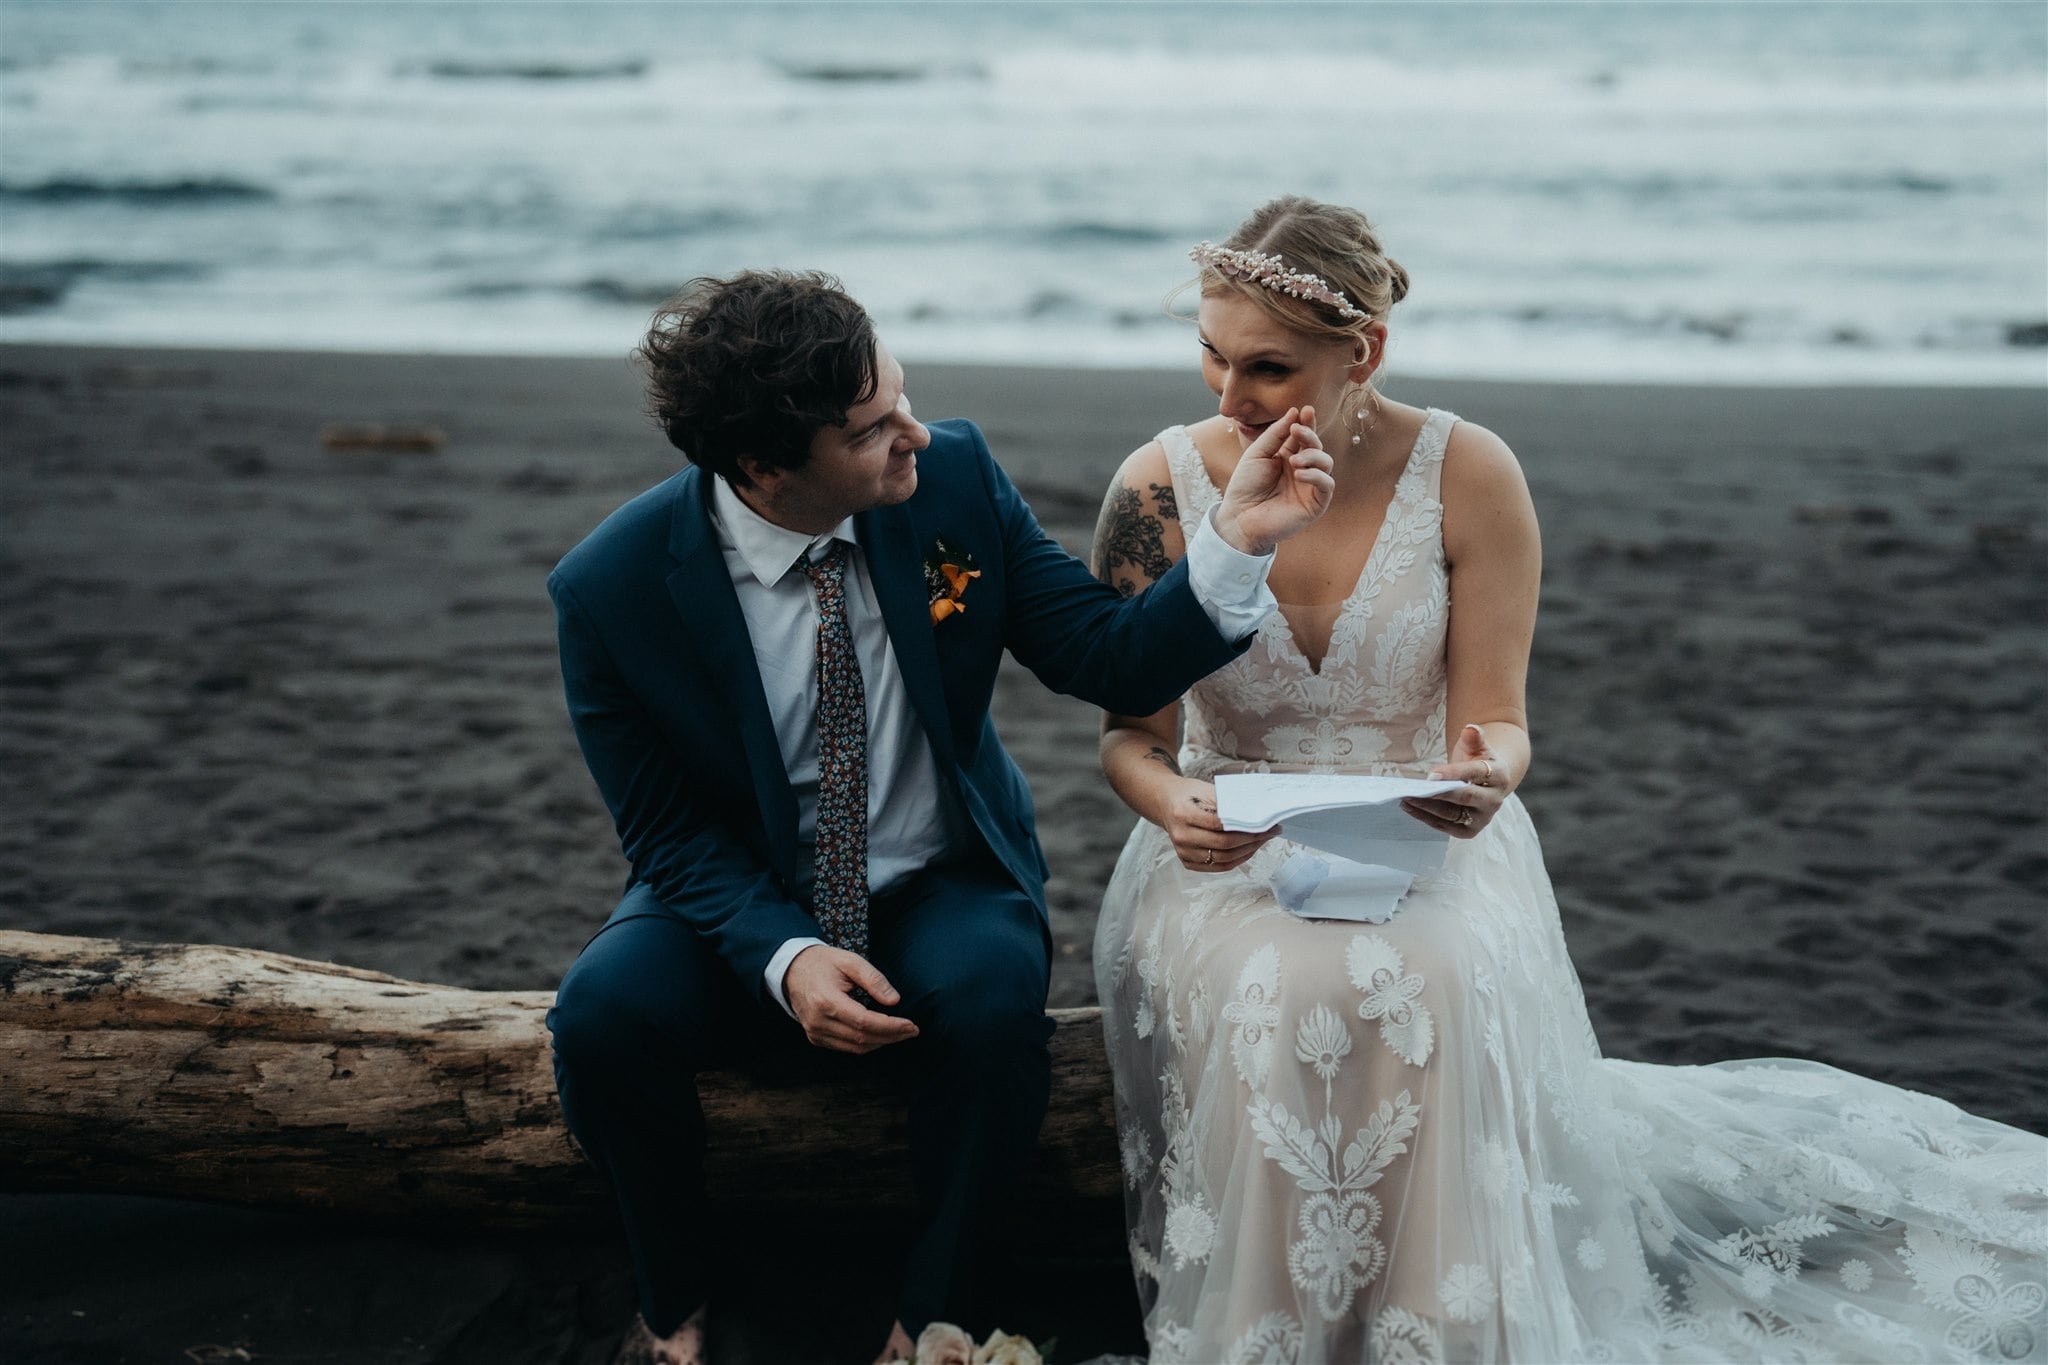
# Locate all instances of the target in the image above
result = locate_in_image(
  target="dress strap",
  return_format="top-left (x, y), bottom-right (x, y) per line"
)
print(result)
top-left (1413, 408), bottom-right (1459, 505)
top-left (1155, 425), bottom-right (1215, 544)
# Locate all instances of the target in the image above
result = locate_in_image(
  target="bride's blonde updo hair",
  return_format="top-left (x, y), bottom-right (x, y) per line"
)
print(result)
top-left (1196, 195), bottom-right (1410, 348)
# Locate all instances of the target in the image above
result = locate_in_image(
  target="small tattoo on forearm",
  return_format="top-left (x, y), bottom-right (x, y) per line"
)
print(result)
top-left (1143, 746), bottom-right (1182, 775)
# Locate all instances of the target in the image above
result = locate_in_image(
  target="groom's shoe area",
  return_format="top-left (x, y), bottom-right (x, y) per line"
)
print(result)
top-left (872, 1321), bottom-right (917, 1364)
top-left (613, 1308), bottom-right (706, 1365)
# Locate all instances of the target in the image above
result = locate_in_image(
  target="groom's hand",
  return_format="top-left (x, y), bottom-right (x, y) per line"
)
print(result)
top-left (1214, 405), bottom-right (1336, 556)
top-left (785, 945), bottom-right (920, 1054)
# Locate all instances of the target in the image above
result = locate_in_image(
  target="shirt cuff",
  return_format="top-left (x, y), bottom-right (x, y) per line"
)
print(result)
top-left (1183, 505), bottom-right (1277, 643)
top-left (765, 936), bottom-right (827, 1017)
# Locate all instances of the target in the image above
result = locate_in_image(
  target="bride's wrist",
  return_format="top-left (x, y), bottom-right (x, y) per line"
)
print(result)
top-left (1133, 770), bottom-right (1193, 829)
top-left (1135, 775), bottom-right (1176, 829)
top-left (1103, 762), bottom-right (1167, 827)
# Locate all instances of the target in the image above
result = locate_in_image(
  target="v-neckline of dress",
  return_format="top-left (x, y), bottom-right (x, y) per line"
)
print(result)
top-left (1179, 410), bottom-right (1438, 678)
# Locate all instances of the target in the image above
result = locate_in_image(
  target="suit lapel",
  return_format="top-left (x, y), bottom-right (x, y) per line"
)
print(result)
top-left (857, 501), bottom-right (956, 767)
top-left (668, 469), bottom-right (801, 876)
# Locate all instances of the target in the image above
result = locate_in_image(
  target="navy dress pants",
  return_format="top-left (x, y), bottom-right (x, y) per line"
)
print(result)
top-left (546, 857), bottom-right (1054, 1339)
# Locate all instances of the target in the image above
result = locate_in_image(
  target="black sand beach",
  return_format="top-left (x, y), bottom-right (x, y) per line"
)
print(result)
top-left (3, 344), bottom-right (2044, 1362)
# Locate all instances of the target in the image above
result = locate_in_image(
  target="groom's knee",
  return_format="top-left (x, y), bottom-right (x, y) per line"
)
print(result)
top-left (547, 953), bottom-right (637, 1082)
top-left (914, 933), bottom-right (1053, 1065)
top-left (547, 916), bottom-right (721, 1080)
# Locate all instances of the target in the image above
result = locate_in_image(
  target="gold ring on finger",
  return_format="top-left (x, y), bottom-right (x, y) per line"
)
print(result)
top-left (1204, 848), bottom-right (1215, 865)
top-left (1478, 759), bottom-right (1495, 787)
top-left (1457, 808), bottom-right (1474, 827)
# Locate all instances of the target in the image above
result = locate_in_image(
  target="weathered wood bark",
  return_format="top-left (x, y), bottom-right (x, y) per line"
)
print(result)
top-left (0, 931), bottom-right (1121, 1228)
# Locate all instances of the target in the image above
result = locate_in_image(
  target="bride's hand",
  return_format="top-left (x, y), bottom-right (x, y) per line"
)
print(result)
top-left (1212, 406), bottom-right (1336, 556)
top-left (1404, 724), bottom-right (1509, 839)
top-left (1155, 777), bottom-right (1278, 873)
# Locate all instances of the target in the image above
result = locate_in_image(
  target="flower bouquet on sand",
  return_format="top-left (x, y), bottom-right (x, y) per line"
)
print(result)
top-left (912, 1322), bottom-right (1052, 1365)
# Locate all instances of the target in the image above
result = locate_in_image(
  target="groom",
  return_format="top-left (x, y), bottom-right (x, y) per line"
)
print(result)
top-left (545, 270), bottom-right (1330, 1364)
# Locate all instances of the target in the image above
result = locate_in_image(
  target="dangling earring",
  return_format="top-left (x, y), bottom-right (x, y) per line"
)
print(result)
top-left (1341, 337), bottom-right (1382, 446)
top-left (1341, 380), bottom-right (1381, 447)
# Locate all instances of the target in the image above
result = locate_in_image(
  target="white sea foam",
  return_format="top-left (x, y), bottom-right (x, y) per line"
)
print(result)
top-left (1, 2), bottom-right (2042, 386)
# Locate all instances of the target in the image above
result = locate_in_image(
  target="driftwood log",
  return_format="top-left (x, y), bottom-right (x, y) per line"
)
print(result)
top-left (0, 931), bottom-right (1121, 1228)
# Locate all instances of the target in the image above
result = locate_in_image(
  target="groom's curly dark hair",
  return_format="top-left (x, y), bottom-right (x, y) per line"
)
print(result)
top-left (635, 270), bottom-right (878, 488)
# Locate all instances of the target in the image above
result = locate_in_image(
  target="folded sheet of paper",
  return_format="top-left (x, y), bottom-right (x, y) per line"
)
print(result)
top-left (1215, 773), bottom-right (1464, 923)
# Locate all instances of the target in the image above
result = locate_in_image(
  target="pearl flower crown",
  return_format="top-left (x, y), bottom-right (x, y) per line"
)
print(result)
top-left (1188, 241), bottom-right (1368, 322)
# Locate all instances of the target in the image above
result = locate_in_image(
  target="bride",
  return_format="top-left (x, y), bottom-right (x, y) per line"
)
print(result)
top-left (1089, 195), bottom-right (2047, 1362)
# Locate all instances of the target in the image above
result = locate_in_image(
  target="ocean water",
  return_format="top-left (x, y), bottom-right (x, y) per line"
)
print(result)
top-left (1, 1), bottom-right (2043, 385)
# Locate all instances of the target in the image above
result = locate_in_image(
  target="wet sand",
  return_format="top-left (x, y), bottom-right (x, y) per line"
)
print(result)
top-left (3, 344), bottom-right (2043, 1362)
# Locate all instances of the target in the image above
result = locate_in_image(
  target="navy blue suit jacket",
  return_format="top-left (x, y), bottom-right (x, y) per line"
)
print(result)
top-left (549, 418), bottom-right (1246, 1009)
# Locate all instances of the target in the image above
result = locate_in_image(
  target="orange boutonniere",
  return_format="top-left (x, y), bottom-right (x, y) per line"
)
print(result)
top-left (923, 536), bottom-right (981, 625)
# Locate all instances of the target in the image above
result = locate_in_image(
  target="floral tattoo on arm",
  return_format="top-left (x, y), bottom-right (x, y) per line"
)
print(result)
top-left (1092, 482), bottom-right (1180, 597)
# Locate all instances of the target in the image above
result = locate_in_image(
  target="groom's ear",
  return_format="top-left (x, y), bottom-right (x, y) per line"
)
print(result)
top-left (734, 453), bottom-right (780, 493)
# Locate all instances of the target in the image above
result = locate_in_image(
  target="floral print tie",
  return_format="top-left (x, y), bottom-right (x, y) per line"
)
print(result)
top-left (800, 541), bottom-right (869, 957)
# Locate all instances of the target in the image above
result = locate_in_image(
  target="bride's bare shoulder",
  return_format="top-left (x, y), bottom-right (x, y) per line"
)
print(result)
top-left (1440, 417), bottom-right (1539, 554)
top-left (1106, 433), bottom-right (1172, 492)
top-left (1441, 417), bottom-right (1529, 494)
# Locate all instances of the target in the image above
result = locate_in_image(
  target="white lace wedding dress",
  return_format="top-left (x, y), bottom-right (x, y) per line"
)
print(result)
top-left (1093, 410), bottom-right (2048, 1363)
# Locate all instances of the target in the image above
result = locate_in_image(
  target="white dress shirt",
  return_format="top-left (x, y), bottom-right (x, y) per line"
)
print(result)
top-left (707, 476), bottom-right (1276, 1015)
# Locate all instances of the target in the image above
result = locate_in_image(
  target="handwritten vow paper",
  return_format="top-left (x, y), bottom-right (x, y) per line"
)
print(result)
top-left (1214, 774), bottom-right (1464, 923)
